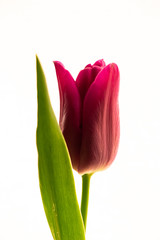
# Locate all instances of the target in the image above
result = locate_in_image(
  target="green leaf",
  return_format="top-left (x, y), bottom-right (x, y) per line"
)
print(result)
top-left (36, 56), bottom-right (85, 240)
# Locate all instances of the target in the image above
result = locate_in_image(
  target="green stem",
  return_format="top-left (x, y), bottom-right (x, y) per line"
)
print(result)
top-left (80, 174), bottom-right (91, 230)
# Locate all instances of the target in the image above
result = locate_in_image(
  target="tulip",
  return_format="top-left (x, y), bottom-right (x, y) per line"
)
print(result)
top-left (53, 60), bottom-right (120, 175)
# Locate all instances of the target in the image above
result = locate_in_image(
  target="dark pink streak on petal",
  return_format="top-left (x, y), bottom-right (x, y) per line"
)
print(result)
top-left (79, 63), bottom-right (120, 174)
top-left (53, 61), bottom-right (82, 171)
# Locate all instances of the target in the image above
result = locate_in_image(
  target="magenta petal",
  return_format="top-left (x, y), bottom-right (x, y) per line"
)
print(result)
top-left (53, 61), bottom-right (82, 171)
top-left (93, 59), bottom-right (106, 68)
top-left (76, 66), bottom-right (102, 102)
top-left (79, 63), bottom-right (120, 174)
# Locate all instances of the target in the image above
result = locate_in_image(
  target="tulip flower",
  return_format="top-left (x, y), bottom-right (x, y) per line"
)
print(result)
top-left (54, 59), bottom-right (120, 175)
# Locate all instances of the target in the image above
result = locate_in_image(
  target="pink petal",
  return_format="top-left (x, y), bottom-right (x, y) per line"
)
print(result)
top-left (53, 61), bottom-right (82, 171)
top-left (78, 63), bottom-right (120, 174)
top-left (93, 59), bottom-right (106, 68)
top-left (76, 65), bottom-right (102, 103)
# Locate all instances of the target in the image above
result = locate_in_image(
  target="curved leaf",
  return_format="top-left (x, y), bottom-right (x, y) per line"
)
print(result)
top-left (36, 56), bottom-right (85, 240)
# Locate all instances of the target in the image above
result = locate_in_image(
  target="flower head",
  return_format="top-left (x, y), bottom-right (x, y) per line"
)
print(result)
top-left (54, 60), bottom-right (120, 174)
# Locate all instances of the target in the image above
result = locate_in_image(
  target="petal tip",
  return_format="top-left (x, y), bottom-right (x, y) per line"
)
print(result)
top-left (53, 61), bottom-right (65, 70)
top-left (94, 59), bottom-right (106, 67)
top-left (110, 63), bottom-right (119, 72)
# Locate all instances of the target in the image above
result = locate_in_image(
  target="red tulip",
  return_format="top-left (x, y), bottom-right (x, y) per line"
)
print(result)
top-left (53, 60), bottom-right (120, 175)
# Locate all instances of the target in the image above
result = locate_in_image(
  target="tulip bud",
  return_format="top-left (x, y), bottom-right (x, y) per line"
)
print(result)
top-left (53, 60), bottom-right (120, 175)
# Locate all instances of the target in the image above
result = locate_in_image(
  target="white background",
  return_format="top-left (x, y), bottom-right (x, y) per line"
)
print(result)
top-left (0, 0), bottom-right (160, 239)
